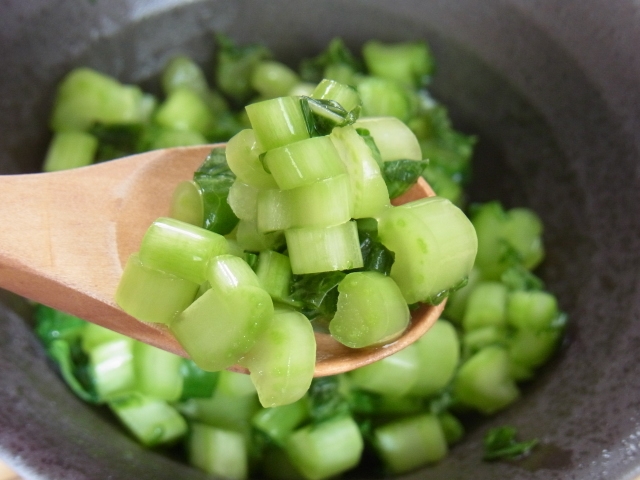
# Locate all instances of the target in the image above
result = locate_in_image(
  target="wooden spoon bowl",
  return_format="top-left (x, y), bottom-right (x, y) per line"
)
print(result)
top-left (0, 144), bottom-right (443, 377)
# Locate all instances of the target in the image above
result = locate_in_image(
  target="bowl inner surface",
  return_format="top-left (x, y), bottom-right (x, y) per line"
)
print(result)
top-left (1, 1), bottom-right (640, 479)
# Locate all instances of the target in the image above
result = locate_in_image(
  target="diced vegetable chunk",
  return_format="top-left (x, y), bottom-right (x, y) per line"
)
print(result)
top-left (354, 116), bottom-right (422, 161)
top-left (171, 285), bottom-right (273, 371)
top-left (116, 253), bottom-right (199, 324)
top-left (453, 346), bottom-right (520, 414)
top-left (373, 413), bottom-right (447, 474)
top-left (257, 174), bottom-right (353, 232)
top-left (139, 217), bottom-right (229, 284)
top-left (409, 319), bottom-right (460, 397)
top-left (330, 271), bottom-right (410, 348)
top-left (330, 125), bottom-right (390, 218)
top-left (378, 196), bottom-right (477, 304)
top-left (110, 394), bottom-right (188, 447)
top-left (462, 281), bottom-right (508, 331)
top-left (349, 344), bottom-right (419, 395)
top-left (285, 221), bottom-right (363, 274)
top-left (133, 342), bottom-right (183, 402)
top-left (226, 129), bottom-right (277, 188)
top-left (169, 180), bottom-right (204, 227)
top-left (252, 398), bottom-right (309, 446)
top-left (241, 309), bottom-right (316, 407)
top-left (285, 416), bottom-right (364, 480)
top-left (188, 423), bottom-right (248, 479)
top-left (246, 97), bottom-right (310, 150)
top-left (89, 337), bottom-right (136, 401)
top-left (472, 202), bottom-right (544, 280)
top-left (264, 136), bottom-right (347, 190)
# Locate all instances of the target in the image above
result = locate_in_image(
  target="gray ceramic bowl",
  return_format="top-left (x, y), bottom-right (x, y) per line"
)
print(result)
top-left (1, 1), bottom-right (640, 479)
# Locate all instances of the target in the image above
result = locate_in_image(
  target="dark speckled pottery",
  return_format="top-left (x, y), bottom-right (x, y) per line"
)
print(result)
top-left (1, 1), bottom-right (640, 479)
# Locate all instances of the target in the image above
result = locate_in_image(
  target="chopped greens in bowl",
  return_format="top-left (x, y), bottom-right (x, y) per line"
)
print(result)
top-left (35, 35), bottom-right (564, 479)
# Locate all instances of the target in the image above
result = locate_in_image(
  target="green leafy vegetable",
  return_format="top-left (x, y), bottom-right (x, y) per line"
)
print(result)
top-left (355, 128), bottom-right (383, 166)
top-left (346, 389), bottom-right (378, 416)
top-left (299, 96), bottom-right (358, 137)
top-left (193, 147), bottom-right (231, 179)
top-left (421, 276), bottom-right (469, 306)
top-left (501, 266), bottom-right (545, 291)
top-left (193, 147), bottom-right (239, 235)
top-left (421, 164), bottom-right (464, 205)
top-left (47, 340), bottom-right (100, 403)
top-left (34, 304), bottom-right (86, 346)
top-left (34, 305), bottom-right (99, 403)
top-left (208, 111), bottom-right (246, 142)
top-left (289, 271), bottom-right (346, 320)
top-left (290, 219), bottom-right (394, 320)
top-left (179, 359), bottom-right (220, 400)
top-left (215, 34), bottom-right (271, 103)
top-left (427, 389), bottom-right (455, 415)
top-left (362, 40), bottom-right (435, 88)
top-left (299, 38), bottom-right (362, 84)
top-left (381, 159), bottom-right (430, 198)
top-left (35, 35), bottom-right (568, 480)
top-left (357, 230), bottom-right (394, 276)
top-left (307, 376), bottom-right (350, 424)
top-left (88, 123), bottom-right (145, 162)
top-left (411, 104), bottom-right (476, 184)
top-left (244, 251), bottom-right (259, 270)
top-left (483, 426), bottom-right (538, 461)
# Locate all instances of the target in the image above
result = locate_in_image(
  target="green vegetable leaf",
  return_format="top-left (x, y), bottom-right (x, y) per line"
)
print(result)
top-left (308, 378), bottom-right (377, 441)
top-left (244, 252), bottom-right (259, 270)
top-left (299, 38), bottom-right (362, 84)
top-left (193, 147), bottom-right (233, 179)
top-left (208, 111), bottom-right (246, 142)
top-left (193, 147), bottom-right (239, 235)
top-left (215, 34), bottom-right (271, 103)
top-left (89, 123), bottom-right (146, 162)
top-left (300, 96), bottom-right (358, 137)
top-left (483, 426), bottom-right (538, 461)
top-left (421, 164), bottom-right (464, 206)
top-left (34, 304), bottom-right (87, 347)
top-left (307, 376), bottom-right (350, 424)
top-left (501, 266), bottom-right (545, 291)
top-left (249, 429), bottom-right (273, 463)
top-left (288, 222), bottom-right (395, 319)
top-left (381, 159), bottom-right (430, 199)
top-left (346, 389), bottom-right (378, 416)
top-left (421, 275), bottom-right (469, 306)
top-left (47, 340), bottom-right (100, 403)
top-left (355, 128), bottom-right (383, 166)
top-left (362, 40), bottom-right (435, 88)
top-left (412, 103), bottom-right (476, 184)
top-left (34, 305), bottom-right (100, 404)
top-left (428, 389), bottom-right (455, 415)
top-left (289, 271), bottom-right (346, 321)
top-left (179, 359), bottom-right (220, 401)
top-left (357, 231), bottom-right (394, 276)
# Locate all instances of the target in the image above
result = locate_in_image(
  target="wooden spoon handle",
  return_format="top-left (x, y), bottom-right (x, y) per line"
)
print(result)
top-left (0, 146), bottom-right (213, 355)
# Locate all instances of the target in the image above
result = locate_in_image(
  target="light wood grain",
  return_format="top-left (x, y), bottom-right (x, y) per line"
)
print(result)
top-left (0, 145), bottom-right (211, 358)
top-left (0, 460), bottom-right (19, 480)
top-left (0, 146), bottom-right (442, 376)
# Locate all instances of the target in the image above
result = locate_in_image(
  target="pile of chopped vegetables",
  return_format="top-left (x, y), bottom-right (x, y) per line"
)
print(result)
top-left (36, 36), bottom-right (565, 479)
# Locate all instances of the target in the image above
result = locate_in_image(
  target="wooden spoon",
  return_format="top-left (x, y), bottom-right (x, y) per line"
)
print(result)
top-left (0, 144), bottom-right (444, 377)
